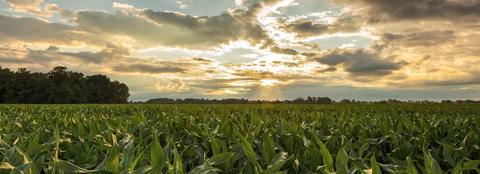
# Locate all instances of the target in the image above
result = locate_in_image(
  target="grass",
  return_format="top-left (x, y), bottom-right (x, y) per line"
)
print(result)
top-left (0, 104), bottom-right (479, 173)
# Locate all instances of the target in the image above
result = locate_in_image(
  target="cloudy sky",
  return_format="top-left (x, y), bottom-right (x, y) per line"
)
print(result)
top-left (0, 0), bottom-right (479, 101)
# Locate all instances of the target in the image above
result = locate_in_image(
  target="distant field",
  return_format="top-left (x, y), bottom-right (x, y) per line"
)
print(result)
top-left (0, 104), bottom-right (479, 173)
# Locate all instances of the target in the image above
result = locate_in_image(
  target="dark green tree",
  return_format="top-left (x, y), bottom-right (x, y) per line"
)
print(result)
top-left (0, 66), bottom-right (130, 103)
top-left (47, 66), bottom-right (89, 103)
top-left (0, 67), bottom-right (14, 102)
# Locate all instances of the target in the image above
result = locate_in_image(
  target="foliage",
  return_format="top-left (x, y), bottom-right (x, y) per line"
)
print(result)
top-left (142, 98), bottom-right (480, 105)
top-left (144, 97), bottom-right (334, 104)
top-left (0, 66), bottom-right (129, 104)
top-left (0, 104), bottom-right (479, 173)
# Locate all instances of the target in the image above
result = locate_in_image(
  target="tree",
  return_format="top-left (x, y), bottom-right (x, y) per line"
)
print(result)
top-left (0, 67), bottom-right (14, 102)
top-left (0, 66), bottom-right (130, 104)
top-left (47, 67), bottom-right (90, 103)
top-left (109, 81), bottom-right (130, 103)
top-left (85, 74), bottom-right (111, 103)
top-left (3, 69), bottom-right (49, 103)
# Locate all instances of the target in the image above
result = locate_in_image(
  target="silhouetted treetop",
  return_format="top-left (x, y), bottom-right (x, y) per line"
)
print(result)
top-left (0, 66), bottom-right (129, 103)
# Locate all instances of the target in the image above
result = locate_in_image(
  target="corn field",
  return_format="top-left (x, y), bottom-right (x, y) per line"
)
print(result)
top-left (0, 104), bottom-right (479, 173)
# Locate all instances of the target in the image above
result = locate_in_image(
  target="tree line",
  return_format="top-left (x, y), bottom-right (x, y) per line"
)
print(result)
top-left (143, 97), bottom-right (334, 104)
top-left (0, 66), bottom-right (129, 104)
top-left (140, 97), bottom-right (480, 104)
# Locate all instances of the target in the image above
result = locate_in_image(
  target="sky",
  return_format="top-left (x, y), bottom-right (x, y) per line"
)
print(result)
top-left (0, 0), bottom-right (479, 101)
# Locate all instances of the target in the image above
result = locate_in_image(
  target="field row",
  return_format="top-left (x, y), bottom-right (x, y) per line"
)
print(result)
top-left (0, 104), bottom-right (479, 173)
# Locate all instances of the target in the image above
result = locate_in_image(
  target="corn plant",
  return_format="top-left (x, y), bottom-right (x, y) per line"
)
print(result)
top-left (0, 104), bottom-right (479, 173)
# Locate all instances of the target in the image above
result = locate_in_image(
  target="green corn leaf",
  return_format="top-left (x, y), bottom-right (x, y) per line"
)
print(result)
top-left (423, 150), bottom-right (443, 174)
top-left (452, 162), bottom-right (462, 174)
top-left (54, 123), bottom-right (60, 162)
top-left (172, 147), bottom-right (185, 174)
top-left (211, 138), bottom-right (221, 156)
top-left (129, 151), bottom-right (144, 171)
top-left (263, 133), bottom-right (275, 164)
top-left (335, 147), bottom-right (349, 174)
top-left (463, 160), bottom-right (480, 170)
top-left (151, 134), bottom-right (165, 173)
top-left (131, 165), bottom-right (153, 174)
top-left (55, 160), bottom-right (96, 173)
top-left (310, 131), bottom-right (334, 173)
top-left (189, 165), bottom-right (222, 174)
top-left (120, 140), bottom-right (136, 170)
top-left (239, 135), bottom-right (263, 173)
top-left (209, 152), bottom-right (234, 166)
top-left (407, 156), bottom-right (418, 174)
top-left (264, 152), bottom-right (288, 174)
top-left (106, 134), bottom-right (121, 173)
top-left (371, 155), bottom-right (382, 174)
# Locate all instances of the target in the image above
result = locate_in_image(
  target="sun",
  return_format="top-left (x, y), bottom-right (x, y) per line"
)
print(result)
top-left (260, 79), bottom-right (280, 87)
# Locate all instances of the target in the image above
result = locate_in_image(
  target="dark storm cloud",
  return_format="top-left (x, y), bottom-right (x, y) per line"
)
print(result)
top-left (279, 16), bottom-right (364, 37)
top-left (316, 49), bottom-right (405, 76)
top-left (270, 46), bottom-right (298, 55)
top-left (281, 19), bottom-right (328, 36)
top-left (46, 46), bottom-right (59, 52)
top-left (316, 66), bottom-right (337, 73)
top-left (333, 0), bottom-right (480, 22)
top-left (192, 57), bottom-right (214, 63)
top-left (113, 63), bottom-right (188, 74)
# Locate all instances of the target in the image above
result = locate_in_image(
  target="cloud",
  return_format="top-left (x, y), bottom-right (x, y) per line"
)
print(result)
top-left (316, 66), bottom-right (337, 73)
top-left (59, 45), bottom-right (129, 64)
top-left (176, 1), bottom-right (188, 9)
top-left (232, 70), bottom-right (275, 80)
top-left (279, 15), bottom-right (364, 37)
top-left (74, 6), bottom-right (278, 50)
top-left (108, 52), bottom-right (213, 75)
top-left (0, 47), bottom-right (31, 63)
top-left (0, 46), bottom-right (72, 65)
top-left (420, 76), bottom-right (480, 86)
top-left (0, 14), bottom-right (100, 46)
top-left (332, 0), bottom-right (480, 22)
top-left (1, 1), bottom-right (297, 55)
top-left (192, 57), bottom-right (214, 63)
top-left (4, 0), bottom-right (43, 15)
top-left (270, 46), bottom-right (298, 55)
top-left (141, 9), bottom-right (274, 49)
top-left (190, 78), bottom-right (257, 96)
top-left (78, 1), bottom-right (301, 53)
top-left (316, 49), bottom-right (405, 77)
top-left (113, 62), bottom-right (188, 74)
top-left (245, 0), bottom-right (295, 16)
top-left (0, 44), bottom-right (128, 65)
top-left (235, 0), bottom-right (246, 7)
top-left (381, 30), bottom-right (456, 47)
top-left (4, 0), bottom-right (70, 17)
